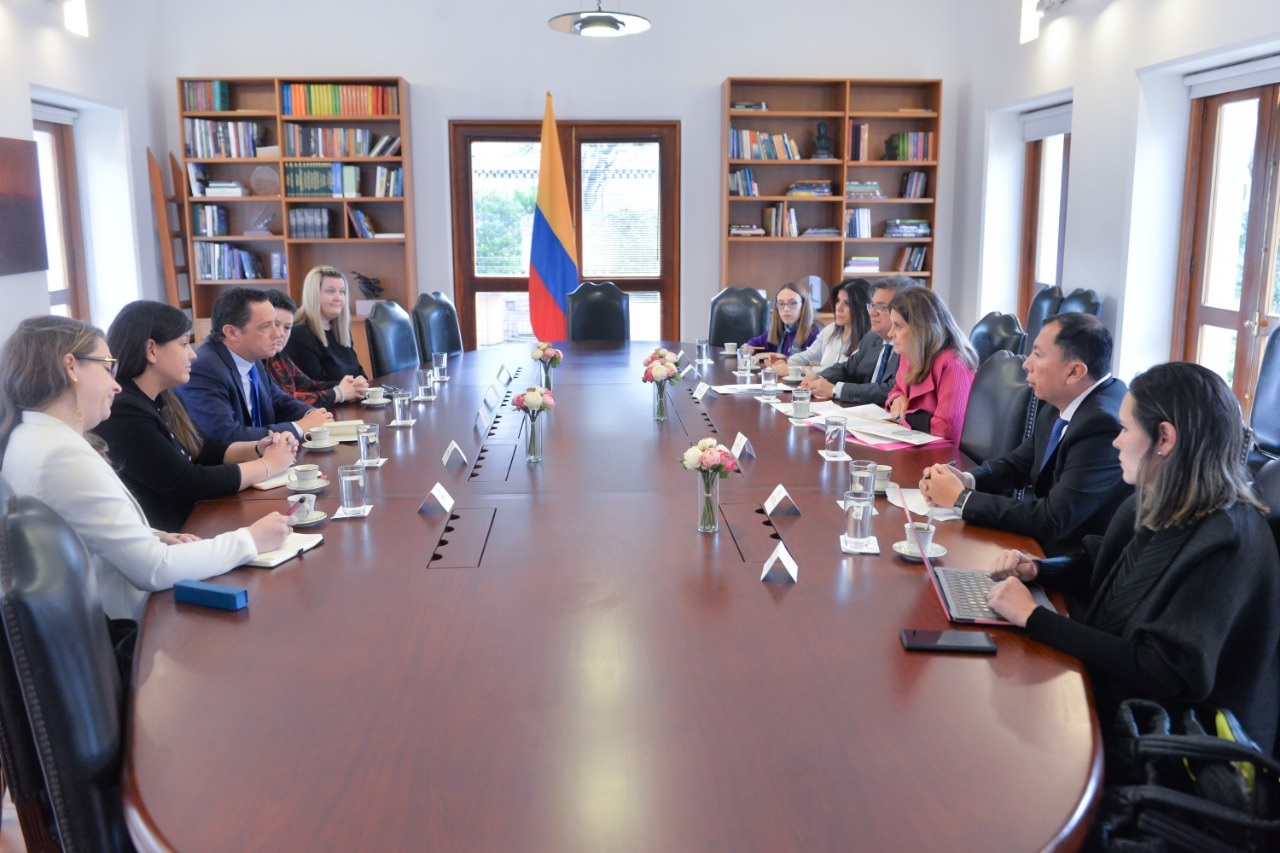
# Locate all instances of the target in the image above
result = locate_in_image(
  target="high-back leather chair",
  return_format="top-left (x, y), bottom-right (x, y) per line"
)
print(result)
top-left (968, 311), bottom-right (1026, 365)
top-left (566, 281), bottom-right (630, 342)
top-left (708, 287), bottom-right (769, 347)
top-left (1253, 458), bottom-right (1280, 548)
top-left (1023, 285), bottom-right (1063, 352)
top-left (0, 495), bottom-right (134, 852)
top-left (1248, 340), bottom-right (1280, 471)
top-left (364, 300), bottom-right (420, 378)
top-left (959, 350), bottom-right (1033, 468)
top-left (1058, 287), bottom-right (1102, 317)
top-left (412, 291), bottom-right (464, 361)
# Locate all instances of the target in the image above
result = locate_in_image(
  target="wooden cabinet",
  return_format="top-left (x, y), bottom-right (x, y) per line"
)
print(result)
top-left (722, 78), bottom-right (940, 293)
top-left (177, 77), bottom-right (415, 325)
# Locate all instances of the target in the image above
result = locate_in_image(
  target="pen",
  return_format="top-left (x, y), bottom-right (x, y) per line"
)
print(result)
top-left (285, 500), bottom-right (306, 517)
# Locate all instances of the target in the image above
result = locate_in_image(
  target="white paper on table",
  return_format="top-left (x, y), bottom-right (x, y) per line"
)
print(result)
top-left (761, 542), bottom-right (798, 582)
top-left (885, 487), bottom-right (962, 522)
top-left (692, 382), bottom-right (710, 401)
top-left (711, 383), bottom-right (763, 395)
top-left (849, 429), bottom-right (899, 446)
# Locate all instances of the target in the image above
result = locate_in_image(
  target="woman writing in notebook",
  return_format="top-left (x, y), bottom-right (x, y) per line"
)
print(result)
top-left (94, 300), bottom-right (298, 531)
top-left (0, 315), bottom-right (291, 623)
top-left (987, 363), bottom-right (1280, 751)
top-left (883, 287), bottom-right (978, 442)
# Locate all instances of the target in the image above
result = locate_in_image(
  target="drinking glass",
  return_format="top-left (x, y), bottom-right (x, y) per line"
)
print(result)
top-left (432, 352), bottom-right (449, 382)
top-left (392, 391), bottom-right (411, 423)
top-left (338, 464), bottom-right (366, 511)
top-left (849, 459), bottom-right (876, 496)
top-left (791, 387), bottom-right (812, 418)
top-left (416, 368), bottom-right (436, 401)
top-left (824, 416), bottom-right (848, 457)
top-left (844, 489), bottom-right (875, 547)
top-left (760, 366), bottom-right (779, 401)
top-left (696, 338), bottom-right (711, 364)
top-left (357, 423), bottom-right (380, 464)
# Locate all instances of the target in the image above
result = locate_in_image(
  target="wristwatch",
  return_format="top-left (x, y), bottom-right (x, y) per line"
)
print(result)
top-left (954, 488), bottom-right (973, 512)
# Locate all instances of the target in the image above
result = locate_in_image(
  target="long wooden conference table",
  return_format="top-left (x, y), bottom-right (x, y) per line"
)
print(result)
top-left (123, 341), bottom-right (1100, 851)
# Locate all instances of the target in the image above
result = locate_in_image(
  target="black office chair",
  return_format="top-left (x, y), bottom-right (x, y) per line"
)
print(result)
top-left (566, 281), bottom-right (630, 342)
top-left (364, 300), bottom-right (420, 378)
top-left (412, 291), bottom-right (464, 361)
top-left (707, 287), bottom-right (769, 347)
top-left (1253, 458), bottom-right (1280, 548)
top-left (1248, 340), bottom-right (1280, 472)
top-left (959, 350), bottom-right (1034, 468)
top-left (0, 495), bottom-right (134, 852)
top-left (968, 311), bottom-right (1026, 365)
top-left (1058, 287), bottom-right (1102, 317)
top-left (1023, 285), bottom-right (1063, 353)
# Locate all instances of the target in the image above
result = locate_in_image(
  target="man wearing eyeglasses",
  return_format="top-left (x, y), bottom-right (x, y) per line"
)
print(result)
top-left (800, 275), bottom-right (915, 404)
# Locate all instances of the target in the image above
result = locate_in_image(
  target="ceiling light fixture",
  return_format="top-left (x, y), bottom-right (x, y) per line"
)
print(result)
top-left (548, 2), bottom-right (650, 38)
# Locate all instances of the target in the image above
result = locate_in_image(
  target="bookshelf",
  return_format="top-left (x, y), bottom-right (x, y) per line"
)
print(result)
top-left (722, 78), bottom-right (941, 295)
top-left (177, 77), bottom-right (416, 331)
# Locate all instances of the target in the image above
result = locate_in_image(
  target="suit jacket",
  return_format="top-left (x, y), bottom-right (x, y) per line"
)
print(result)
top-left (1027, 496), bottom-right (1280, 753)
top-left (817, 330), bottom-right (899, 405)
top-left (966, 377), bottom-right (1130, 556)
top-left (178, 339), bottom-right (313, 442)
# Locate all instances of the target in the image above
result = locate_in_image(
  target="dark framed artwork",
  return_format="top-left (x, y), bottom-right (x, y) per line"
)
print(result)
top-left (0, 137), bottom-right (49, 276)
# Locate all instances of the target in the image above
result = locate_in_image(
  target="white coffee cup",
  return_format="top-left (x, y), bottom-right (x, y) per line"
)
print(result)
top-left (365, 386), bottom-right (386, 403)
top-left (305, 426), bottom-right (330, 444)
top-left (287, 493), bottom-right (316, 518)
top-left (724, 342), bottom-right (738, 354)
top-left (874, 464), bottom-right (893, 492)
top-left (904, 522), bottom-right (936, 556)
top-left (788, 365), bottom-right (803, 381)
top-left (288, 464), bottom-right (321, 486)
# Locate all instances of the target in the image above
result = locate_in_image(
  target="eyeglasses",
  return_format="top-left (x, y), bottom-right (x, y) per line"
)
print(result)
top-left (776, 300), bottom-right (801, 309)
top-left (867, 302), bottom-right (891, 314)
top-left (77, 355), bottom-right (119, 378)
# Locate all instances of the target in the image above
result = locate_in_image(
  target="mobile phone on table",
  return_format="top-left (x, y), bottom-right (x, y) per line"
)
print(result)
top-left (900, 629), bottom-right (997, 654)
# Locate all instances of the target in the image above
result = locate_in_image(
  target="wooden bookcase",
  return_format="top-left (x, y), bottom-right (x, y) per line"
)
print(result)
top-left (722, 78), bottom-right (941, 295)
top-left (176, 77), bottom-right (416, 331)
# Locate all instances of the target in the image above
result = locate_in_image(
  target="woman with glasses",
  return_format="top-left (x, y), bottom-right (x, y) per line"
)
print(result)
top-left (93, 301), bottom-right (298, 532)
top-left (284, 266), bottom-right (368, 383)
top-left (884, 287), bottom-right (978, 442)
top-left (987, 363), bottom-right (1280, 752)
top-left (774, 278), bottom-right (871, 370)
top-left (0, 315), bottom-right (291, 623)
top-left (741, 281), bottom-right (821, 358)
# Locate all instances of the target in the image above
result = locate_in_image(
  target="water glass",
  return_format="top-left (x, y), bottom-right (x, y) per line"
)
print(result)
top-left (791, 386), bottom-right (812, 418)
top-left (432, 351), bottom-right (448, 381)
top-left (416, 368), bottom-right (436, 401)
top-left (849, 459), bottom-right (876, 497)
top-left (392, 391), bottom-right (411, 422)
top-left (696, 338), bottom-right (711, 364)
top-left (844, 489), bottom-right (875, 546)
top-left (357, 423), bottom-right (380, 464)
top-left (760, 366), bottom-right (779, 400)
top-left (824, 416), bottom-right (847, 456)
top-left (338, 464), bottom-right (366, 511)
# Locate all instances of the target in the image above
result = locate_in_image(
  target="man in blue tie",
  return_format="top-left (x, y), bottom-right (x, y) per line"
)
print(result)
top-left (179, 287), bottom-right (333, 442)
top-left (800, 275), bottom-right (915, 404)
top-left (920, 313), bottom-right (1130, 556)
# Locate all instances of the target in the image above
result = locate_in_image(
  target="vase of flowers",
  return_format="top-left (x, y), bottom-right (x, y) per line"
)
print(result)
top-left (532, 342), bottom-right (563, 392)
top-left (513, 385), bottom-right (554, 463)
top-left (642, 347), bottom-right (682, 422)
top-left (680, 438), bottom-right (737, 533)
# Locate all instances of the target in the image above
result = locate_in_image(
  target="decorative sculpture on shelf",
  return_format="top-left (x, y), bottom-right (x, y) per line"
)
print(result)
top-left (244, 206), bottom-right (276, 237)
top-left (812, 121), bottom-right (834, 159)
top-left (352, 271), bottom-right (384, 300)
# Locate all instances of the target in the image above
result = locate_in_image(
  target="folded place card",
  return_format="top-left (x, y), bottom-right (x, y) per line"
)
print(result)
top-left (475, 408), bottom-right (492, 434)
top-left (692, 381), bottom-right (710, 401)
top-left (419, 482), bottom-right (455, 514)
top-left (442, 440), bottom-right (468, 466)
top-left (761, 542), bottom-right (798, 583)
top-left (495, 365), bottom-right (512, 383)
top-left (731, 432), bottom-right (755, 460)
top-left (483, 384), bottom-right (501, 408)
top-left (763, 484), bottom-right (799, 516)
top-left (680, 363), bottom-right (694, 378)
top-left (326, 419), bottom-right (365, 442)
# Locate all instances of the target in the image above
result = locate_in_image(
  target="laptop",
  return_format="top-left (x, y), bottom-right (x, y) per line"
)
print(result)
top-left (894, 485), bottom-right (1055, 625)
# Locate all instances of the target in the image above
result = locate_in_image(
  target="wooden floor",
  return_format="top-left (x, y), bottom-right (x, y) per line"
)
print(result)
top-left (0, 790), bottom-right (26, 853)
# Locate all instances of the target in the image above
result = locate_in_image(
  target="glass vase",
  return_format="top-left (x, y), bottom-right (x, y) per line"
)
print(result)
top-left (525, 412), bottom-right (543, 463)
top-left (653, 379), bottom-right (669, 422)
top-left (697, 469), bottom-right (720, 533)
top-left (539, 360), bottom-right (553, 392)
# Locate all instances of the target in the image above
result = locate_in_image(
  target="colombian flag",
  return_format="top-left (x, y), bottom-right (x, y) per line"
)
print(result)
top-left (528, 93), bottom-right (578, 341)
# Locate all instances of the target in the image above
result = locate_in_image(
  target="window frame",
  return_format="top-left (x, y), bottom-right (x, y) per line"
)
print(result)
top-left (33, 117), bottom-right (89, 320)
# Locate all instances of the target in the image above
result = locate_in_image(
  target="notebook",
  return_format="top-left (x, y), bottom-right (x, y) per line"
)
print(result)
top-left (894, 485), bottom-right (1055, 625)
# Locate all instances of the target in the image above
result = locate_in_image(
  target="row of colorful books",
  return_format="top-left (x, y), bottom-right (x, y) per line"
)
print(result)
top-left (729, 169), bottom-right (760, 196)
top-left (372, 165), bottom-right (404, 198)
top-left (884, 132), bottom-right (935, 162)
top-left (183, 118), bottom-right (264, 159)
top-left (849, 122), bottom-right (870, 161)
top-left (844, 208), bottom-right (872, 238)
top-left (284, 163), bottom-right (361, 198)
top-left (894, 246), bottom-right (928, 271)
top-left (899, 171), bottom-right (929, 198)
top-left (843, 256), bottom-right (880, 274)
top-left (728, 130), bottom-right (803, 161)
top-left (182, 80), bottom-right (231, 112)
top-left (786, 180), bottom-right (833, 196)
top-left (288, 208), bottom-right (333, 240)
top-left (762, 204), bottom-right (798, 237)
top-left (282, 125), bottom-right (401, 159)
top-left (193, 243), bottom-right (267, 281)
top-left (191, 204), bottom-right (229, 237)
top-left (883, 219), bottom-right (932, 237)
top-left (281, 83), bottom-right (400, 117)
top-left (845, 181), bottom-right (883, 198)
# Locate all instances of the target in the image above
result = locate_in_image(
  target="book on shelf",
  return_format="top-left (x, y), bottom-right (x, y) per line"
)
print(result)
top-left (883, 218), bottom-right (932, 237)
top-left (183, 117), bottom-right (263, 158)
top-left (373, 233), bottom-right (405, 239)
top-left (205, 181), bottom-right (246, 197)
top-left (728, 129), bottom-right (802, 161)
top-left (728, 168), bottom-right (759, 197)
top-left (728, 224), bottom-right (766, 237)
top-left (844, 207), bottom-right (872, 238)
top-left (899, 171), bottom-right (928, 199)
top-left (786, 180), bottom-right (832, 196)
top-left (893, 246), bottom-right (929, 271)
top-left (843, 255), bottom-right (880, 274)
top-left (848, 122), bottom-right (870, 161)
top-left (192, 204), bottom-right (229, 237)
top-left (883, 131), bottom-right (935, 162)
top-left (186, 162), bottom-right (210, 197)
top-left (193, 242), bottom-right (267, 280)
top-left (182, 80), bottom-right (231, 112)
top-left (373, 165), bottom-right (403, 197)
top-left (800, 226), bottom-right (840, 237)
top-left (730, 101), bottom-right (768, 110)
top-left (289, 208), bottom-right (333, 240)
top-left (281, 82), bottom-right (400, 117)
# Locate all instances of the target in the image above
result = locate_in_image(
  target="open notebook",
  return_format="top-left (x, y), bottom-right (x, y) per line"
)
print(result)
top-left (246, 532), bottom-right (323, 568)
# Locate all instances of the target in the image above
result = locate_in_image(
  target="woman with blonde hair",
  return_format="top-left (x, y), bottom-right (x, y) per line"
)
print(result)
top-left (284, 265), bottom-right (368, 383)
top-left (742, 281), bottom-right (821, 358)
top-left (884, 287), bottom-right (978, 442)
top-left (0, 315), bottom-right (290, 622)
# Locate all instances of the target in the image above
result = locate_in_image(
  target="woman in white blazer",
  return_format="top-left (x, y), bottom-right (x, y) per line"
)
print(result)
top-left (781, 279), bottom-right (872, 370)
top-left (0, 315), bottom-right (289, 621)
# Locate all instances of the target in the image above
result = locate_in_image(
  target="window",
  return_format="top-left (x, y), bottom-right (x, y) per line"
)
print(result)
top-left (33, 108), bottom-right (88, 319)
top-left (1175, 80), bottom-right (1280, 415)
top-left (449, 121), bottom-right (679, 349)
top-left (1017, 104), bottom-right (1071, 322)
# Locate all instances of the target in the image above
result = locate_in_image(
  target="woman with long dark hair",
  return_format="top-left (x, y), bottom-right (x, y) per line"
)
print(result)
top-left (988, 362), bottom-right (1280, 751)
top-left (884, 287), bottom-right (978, 441)
top-left (95, 300), bottom-right (297, 531)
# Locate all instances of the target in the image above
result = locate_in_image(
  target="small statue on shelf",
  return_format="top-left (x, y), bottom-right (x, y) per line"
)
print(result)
top-left (352, 271), bottom-right (384, 300)
top-left (812, 121), bottom-right (834, 159)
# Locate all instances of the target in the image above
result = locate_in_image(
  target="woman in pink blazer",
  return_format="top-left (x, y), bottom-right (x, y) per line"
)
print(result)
top-left (884, 287), bottom-right (979, 443)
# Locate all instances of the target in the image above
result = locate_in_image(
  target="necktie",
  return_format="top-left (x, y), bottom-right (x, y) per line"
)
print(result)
top-left (248, 363), bottom-right (263, 427)
top-left (871, 342), bottom-right (892, 384)
top-left (1039, 417), bottom-right (1067, 472)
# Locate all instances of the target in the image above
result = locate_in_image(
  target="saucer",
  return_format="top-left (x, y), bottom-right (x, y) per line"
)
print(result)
top-left (892, 541), bottom-right (947, 562)
top-left (361, 399), bottom-right (390, 407)
top-left (780, 376), bottom-right (804, 385)
top-left (291, 510), bottom-right (328, 528)
top-left (287, 479), bottom-right (327, 492)
top-left (302, 439), bottom-right (338, 450)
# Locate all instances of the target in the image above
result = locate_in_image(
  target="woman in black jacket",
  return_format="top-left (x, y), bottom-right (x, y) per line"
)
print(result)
top-left (283, 265), bottom-right (368, 383)
top-left (987, 362), bottom-right (1280, 752)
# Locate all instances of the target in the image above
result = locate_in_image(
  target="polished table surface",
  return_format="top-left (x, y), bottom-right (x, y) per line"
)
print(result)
top-left (124, 342), bottom-right (1100, 851)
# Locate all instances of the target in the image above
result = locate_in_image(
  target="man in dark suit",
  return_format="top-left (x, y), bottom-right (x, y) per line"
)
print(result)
top-left (178, 287), bottom-right (333, 442)
top-left (801, 275), bottom-right (915, 405)
top-left (920, 313), bottom-right (1130, 556)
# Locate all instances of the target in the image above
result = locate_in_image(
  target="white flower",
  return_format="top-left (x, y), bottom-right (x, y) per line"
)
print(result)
top-left (525, 390), bottom-right (543, 409)
top-left (682, 446), bottom-right (702, 469)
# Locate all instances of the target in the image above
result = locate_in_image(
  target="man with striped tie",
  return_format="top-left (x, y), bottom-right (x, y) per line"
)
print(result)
top-left (801, 275), bottom-right (916, 405)
top-left (920, 313), bottom-right (1130, 556)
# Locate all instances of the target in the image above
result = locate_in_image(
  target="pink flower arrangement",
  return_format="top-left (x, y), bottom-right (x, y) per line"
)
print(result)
top-left (532, 342), bottom-right (563, 368)
top-left (513, 385), bottom-right (555, 415)
top-left (680, 438), bottom-right (738, 477)
top-left (642, 347), bottom-right (682, 384)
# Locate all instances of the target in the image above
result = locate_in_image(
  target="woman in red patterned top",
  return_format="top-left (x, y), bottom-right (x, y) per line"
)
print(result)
top-left (264, 289), bottom-right (368, 407)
